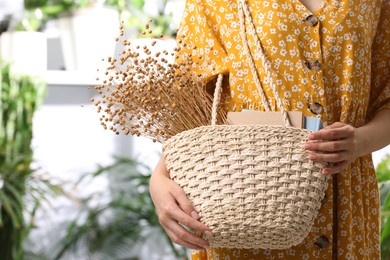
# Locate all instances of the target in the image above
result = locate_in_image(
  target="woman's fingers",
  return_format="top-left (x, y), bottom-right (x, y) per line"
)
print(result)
top-left (307, 150), bottom-right (350, 174)
top-left (153, 181), bottom-right (211, 249)
top-left (167, 181), bottom-right (212, 233)
top-left (150, 156), bottom-right (212, 249)
top-left (308, 123), bottom-right (355, 141)
top-left (164, 225), bottom-right (206, 250)
top-left (305, 122), bottom-right (360, 174)
top-left (304, 140), bottom-right (350, 152)
top-left (323, 122), bottom-right (345, 129)
top-left (162, 218), bottom-right (210, 249)
top-left (170, 181), bottom-right (200, 217)
top-left (167, 235), bottom-right (204, 251)
top-left (308, 151), bottom-right (348, 162)
top-left (321, 161), bottom-right (349, 175)
top-left (162, 196), bottom-right (212, 235)
top-left (157, 192), bottom-right (211, 249)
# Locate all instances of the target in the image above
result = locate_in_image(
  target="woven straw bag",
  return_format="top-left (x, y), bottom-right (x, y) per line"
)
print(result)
top-left (162, 0), bottom-right (329, 249)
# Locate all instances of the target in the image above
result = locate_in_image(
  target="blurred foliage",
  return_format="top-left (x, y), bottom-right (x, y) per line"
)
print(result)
top-left (0, 61), bottom-right (62, 260)
top-left (17, 0), bottom-right (74, 31)
top-left (378, 154), bottom-right (390, 260)
top-left (378, 154), bottom-right (390, 183)
top-left (19, 0), bottom-right (177, 37)
top-left (24, 157), bottom-right (186, 259)
top-left (24, 0), bottom-right (74, 19)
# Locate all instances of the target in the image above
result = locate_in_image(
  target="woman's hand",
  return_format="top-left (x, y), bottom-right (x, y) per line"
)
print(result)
top-left (149, 156), bottom-right (212, 250)
top-left (304, 122), bottom-right (365, 175)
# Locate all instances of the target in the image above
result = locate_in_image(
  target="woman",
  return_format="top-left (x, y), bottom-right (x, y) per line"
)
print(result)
top-left (150, 0), bottom-right (390, 258)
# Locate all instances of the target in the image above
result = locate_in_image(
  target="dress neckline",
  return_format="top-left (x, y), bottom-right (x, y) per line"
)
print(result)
top-left (293, 0), bottom-right (328, 16)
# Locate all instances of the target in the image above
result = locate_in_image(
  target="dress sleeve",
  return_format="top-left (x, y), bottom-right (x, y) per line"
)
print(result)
top-left (175, 0), bottom-right (229, 83)
top-left (368, 0), bottom-right (390, 119)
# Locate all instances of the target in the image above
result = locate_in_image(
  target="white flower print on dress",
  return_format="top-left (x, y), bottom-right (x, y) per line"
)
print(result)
top-left (181, 0), bottom-right (389, 259)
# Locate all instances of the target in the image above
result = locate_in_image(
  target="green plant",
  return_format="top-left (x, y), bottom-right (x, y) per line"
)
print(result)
top-left (16, 0), bottom-right (71, 31)
top-left (0, 61), bottom-right (61, 260)
top-left (20, 0), bottom-right (126, 31)
top-left (377, 154), bottom-right (390, 260)
top-left (22, 0), bottom-right (139, 23)
top-left (24, 0), bottom-right (114, 18)
top-left (21, 0), bottom-right (177, 36)
top-left (125, 0), bottom-right (177, 38)
top-left (50, 157), bottom-right (187, 260)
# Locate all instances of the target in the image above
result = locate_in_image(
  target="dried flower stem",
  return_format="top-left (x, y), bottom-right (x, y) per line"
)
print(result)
top-left (93, 23), bottom-right (227, 143)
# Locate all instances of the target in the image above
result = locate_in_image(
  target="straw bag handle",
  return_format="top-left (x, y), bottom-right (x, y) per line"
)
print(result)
top-left (210, 0), bottom-right (293, 127)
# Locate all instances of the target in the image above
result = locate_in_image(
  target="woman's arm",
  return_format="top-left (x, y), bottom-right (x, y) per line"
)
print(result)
top-left (357, 109), bottom-right (390, 155)
top-left (304, 108), bottom-right (390, 175)
top-left (149, 156), bottom-right (212, 250)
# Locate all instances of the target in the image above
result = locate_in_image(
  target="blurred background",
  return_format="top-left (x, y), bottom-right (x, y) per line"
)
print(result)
top-left (0, 0), bottom-right (185, 259)
top-left (0, 0), bottom-right (389, 259)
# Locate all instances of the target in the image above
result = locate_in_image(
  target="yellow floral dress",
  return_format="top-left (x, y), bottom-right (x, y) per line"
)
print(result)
top-left (176, 0), bottom-right (390, 259)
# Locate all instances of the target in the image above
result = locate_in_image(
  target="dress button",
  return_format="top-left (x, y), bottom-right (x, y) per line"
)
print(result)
top-left (305, 59), bottom-right (322, 70)
top-left (305, 14), bottom-right (319, 26)
top-left (309, 102), bottom-right (323, 114)
top-left (314, 235), bottom-right (329, 249)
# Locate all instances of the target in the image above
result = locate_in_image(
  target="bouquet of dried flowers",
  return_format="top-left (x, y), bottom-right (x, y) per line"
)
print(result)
top-left (91, 23), bottom-right (227, 143)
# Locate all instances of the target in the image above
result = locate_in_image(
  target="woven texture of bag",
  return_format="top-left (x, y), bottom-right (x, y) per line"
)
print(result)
top-left (162, 0), bottom-right (330, 249)
top-left (163, 125), bottom-right (328, 249)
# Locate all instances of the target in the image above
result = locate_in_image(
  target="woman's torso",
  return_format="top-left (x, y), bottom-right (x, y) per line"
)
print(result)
top-left (179, 0), bottom-right (386, 258)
